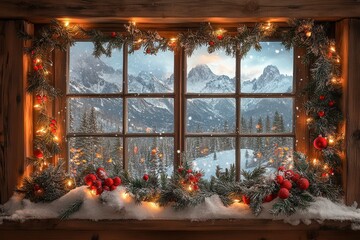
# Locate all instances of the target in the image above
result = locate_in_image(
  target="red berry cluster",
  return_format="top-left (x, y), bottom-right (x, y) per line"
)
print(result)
top-left (36, 94), bottom-right (48, 104)
top-left (84, 167), bottom-right (122, 195)
top-left (275, 166), bottom-right (310, 200)
top-left (49, 119), bottom-right (57, 134)
top-left (177, 166), bottom-right (202, 191)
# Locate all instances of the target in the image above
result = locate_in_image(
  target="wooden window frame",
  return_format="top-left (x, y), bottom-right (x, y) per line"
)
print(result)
top-left (58, 28), bottom-right (310, 179)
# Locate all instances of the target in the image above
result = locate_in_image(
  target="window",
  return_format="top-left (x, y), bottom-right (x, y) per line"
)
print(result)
top-left (67, 39), bottom-right (298, 180)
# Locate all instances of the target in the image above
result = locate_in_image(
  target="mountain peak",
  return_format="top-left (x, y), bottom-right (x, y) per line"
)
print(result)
top-left (188, 64), bottom-right (215, 80)
top-left (262, 65), bottom-right (280, 75)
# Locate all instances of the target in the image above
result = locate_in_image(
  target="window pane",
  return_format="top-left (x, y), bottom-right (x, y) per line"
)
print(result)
top-left (240, 137), bottom-right (293, 174)
top-left (240, 98), bottom-right (293, 133)
top-left (128, 98), bottom-right (174, 133)
top-left (241, 42), bottom-right (293, 93)
top-left (187, 46), bottom-right (235, 93)
top-left (69, 42), bottom-right (123, 94)
top-left (186, 98), bottom-right (235, 133)
top-left (69, 137), bottom-right (123, 177)
top-left (128, 137), bottom-right (174, 178)
top-left (68, 98), bottom-right (122, 133)
top-left (186, 137), bottom-right (235, 180)
top-left (128, 47), bottom-right (174, 93)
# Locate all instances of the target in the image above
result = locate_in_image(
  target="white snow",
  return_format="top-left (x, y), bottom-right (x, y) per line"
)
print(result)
top-left (1, 186), bottom-right (360, 228)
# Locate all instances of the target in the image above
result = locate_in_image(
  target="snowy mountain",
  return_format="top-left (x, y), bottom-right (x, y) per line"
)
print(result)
top-left (69, 55), bottom-right (293, 133)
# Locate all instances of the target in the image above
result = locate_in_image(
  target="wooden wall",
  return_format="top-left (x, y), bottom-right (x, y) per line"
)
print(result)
top-left (0, 0), bottom-right (359, 23)
top-left (0, 21), bottom-right (33, 204)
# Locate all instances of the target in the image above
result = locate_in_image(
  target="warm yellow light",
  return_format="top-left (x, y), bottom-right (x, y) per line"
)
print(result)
top-left (34, 104), bottom-right (41, 109)
top-left (328, 136), bottom-right (335, 145)
top-left (331, 77), bottom-right (338, 84)
top-left (170, 37), bottom-right (177, 42)
top-left (64, 21), bottom-right (70, 27)
top-left (67, 179), bottom-right (73, 187)
top-left (330, 46), bottom-right (336, 52)
top-left (36, 58), bottom-right (41, 63)
top-left (136, 38), bottom-right (143, 43)
top-left (53, 136), bottom-right (59, 142)
top-left (306, 117), bottom-right (313, 124)
top-left (44, 70), bottom-right (49, 75)
top-left (188, 185), bottom-right (193, 192)
top-left (36, 127), bottom-right (46, 134)
top-left (121, 192), bottom-right (129, 200)
top-left (216, 28), bottom-right (225, 35)
top-left (306, 31), bottom-right (312, 37)
top-left (90, 189), bottom-right (97, 196)
top-left (233, 199), bottom-right (240, 203)
top-left (312, 158), bottom-right (318, 166)
top-left (336, 58), bottom-right (340, 63)
top-left (265, 22), bottom-right (272, 30)
top-left (323, 164), bottom-right (329, 170)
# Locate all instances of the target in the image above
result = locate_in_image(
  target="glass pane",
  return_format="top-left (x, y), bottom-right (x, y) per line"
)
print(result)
top-left (241, 42), bottom-right (293, 93)
top-left (68, 98), bottom-right (122, 133)
top-left (69, 42), bottom-right (123, 94)
top-left (240, 137), bottom-right (293, 174)
top-left (186, 137), bottom-right (235, 180)
top-left (186, 98), bottom-right (235, 133)
top-left (128, 98), bottom-right (174, 133)
top-left (69, 137), bottom-right (123, 177)
top-left (128, 47), bottom-right (174, 93)
top-left (128, 137), bottom-right (174, 178)
top-left (187, 46), bottom-right (235, 93)
top-left (240, 98), bottom-right (293, 133)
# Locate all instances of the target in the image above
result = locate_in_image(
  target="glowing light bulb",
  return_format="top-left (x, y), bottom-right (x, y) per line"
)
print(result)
top-left (34, 104), bottom-right (41, 109)
top-left (330, 46), bottom-right (336, 52)
top-left (53, 136), bottom-right (59, 142)
top-left (312, 158), bottom-right (318, 166)
top-left (36, 58), bottom-right (41, 63)
top-left (67, 179), bottom-right (73, 187)
top-left (170, 37), bottom-right (177, 42)
top-left (64, 21), bottom-right (70, 27)
top-left (188, 185), bottom-right (193, 192)
top-left (328, 136), bottom-right (335, 145)
top-left (306, 117), bottom-right (313, 124)
top-left (323, 164), bottom-right (329, 170)
top-left (233, 199), bottom-right (240, 203)
top-left (306, 31), bottom-right (312, 37)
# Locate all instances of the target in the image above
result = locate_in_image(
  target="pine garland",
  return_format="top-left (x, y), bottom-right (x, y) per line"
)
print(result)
top-left (17, 19), bottom-right (345, 218)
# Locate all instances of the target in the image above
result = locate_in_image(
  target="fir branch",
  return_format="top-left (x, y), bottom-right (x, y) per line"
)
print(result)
top-left (58, 199), bottom-right (83, 220)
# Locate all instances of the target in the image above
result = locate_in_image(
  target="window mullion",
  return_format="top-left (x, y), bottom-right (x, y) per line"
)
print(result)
top-left (236, 48), bottom-right (241, 181)
top-left (123, 43), bottom-right (129, 171)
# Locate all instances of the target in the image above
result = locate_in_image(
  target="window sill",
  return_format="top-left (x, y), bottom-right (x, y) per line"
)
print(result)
top-left (1, 219), bottom-right (359, 240)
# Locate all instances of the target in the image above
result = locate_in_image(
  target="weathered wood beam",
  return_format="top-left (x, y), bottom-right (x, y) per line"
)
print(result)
top-left (0, 0), bottom-right (359, 23)
top-left (0, 21), bottom-right (33, 204)
top-left (339, 19), bottom-right (360, 206)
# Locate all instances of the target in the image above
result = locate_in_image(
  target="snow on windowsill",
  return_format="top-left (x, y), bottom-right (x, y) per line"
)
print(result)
top-left (1, 186), bottom-right (360, 230)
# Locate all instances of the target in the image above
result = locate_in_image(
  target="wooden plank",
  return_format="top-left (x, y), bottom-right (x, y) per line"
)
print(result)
top-left (344, 19), bottom-right (360, 206)
top-left (0, 0), bottom-right (359, 22)
top-left (294, 47), bottom-right (310, 155)
top-left (54, 49), bottom-right (68, 165)
top-left (0, 21), bottom-right (33, 204)
top-left (0, 219), bottom-right (357, 231)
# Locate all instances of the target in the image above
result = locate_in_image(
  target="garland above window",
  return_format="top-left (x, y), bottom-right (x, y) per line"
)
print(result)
top-left (14, 19), bottom-right (344, 218)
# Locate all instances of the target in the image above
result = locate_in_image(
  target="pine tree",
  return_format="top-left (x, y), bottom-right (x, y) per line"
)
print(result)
top-left (246, 117), bottom-right (254, 150)
top-left (255, 117), bottom-right (264, 166)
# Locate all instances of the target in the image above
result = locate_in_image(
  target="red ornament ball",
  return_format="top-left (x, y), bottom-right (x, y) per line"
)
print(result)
top-left (193, 184), bottom-right (199, 191)
top-left (143, 174), bottom-right (149, 181)
top-left (33, 65), bottom-right (39, 71)
top-left (42, 95), bottom-right (48, 102)
top-left (51, 119), bottom-right (57, 124)
top-left (146, 48), bottom-right (151, 54)
top-left (263, 194), bottom-right (273, 203)
top-left (113, 177), bottom-right (122, 186)
top-left (217, 35), bottom-right (224, 40)
top-left (291, 173), bottom-right (301, 182)
top-left (313, 135), bottom-right (328, 150)
top-left (209, 40), bottom-right (215, 46)
top-left (276, 175), bottom-right (284, 184)
top-left (285, 170), bottom-right (294, 178)
top-left (94, 180), bottom-right (102, 188)
top-left (318, 110), bottom-right (325, 118)
top-left (110, 185), bottom-right (117, 191)
top-left (96, 167), bottom-right (108, 179)
top-left (178, 167), bottom-right (184, 173)
top-left (36, 95), bottom-right (42, 103)
top-left (281, 179), bottom-right (292, 190)
top-left (278, 166), bottom-right (286, 172)
top-left (103, 186), bottom-right (110, 191)
top-left (328, 100), bottom-right (335, 107)
top-left (298, 178), bottom-right (310, 190)
top-left (188, 174), bottom-right (195, 182)
top-left (319, 95), bottom-right (325, 100)
top-left (38, 65), bottom-right (43, 70)
top-left (84, 174), bottom-right (97, 186)
top-left (187, 169), bottom-right (193, 173)
top-left (242, 195), bottom-right (250, 205)
top-left (34, 184), bottom-right (41, 191)
top-left (96, 187), bottom-right (103, 195)
top-left (104, 178), bottom-right (114, 187)
top-left (34, 149), bottom-right (43, 158)
top-left (51, 128), bottom-right (57, 134)
top-left (111, 32), bottom-right (116, 38)
top-left (278, 188), bottom-right (290, 199)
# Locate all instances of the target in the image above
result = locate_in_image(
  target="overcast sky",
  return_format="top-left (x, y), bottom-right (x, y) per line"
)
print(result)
top-left (70, 41), bottom-right (293, 81)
